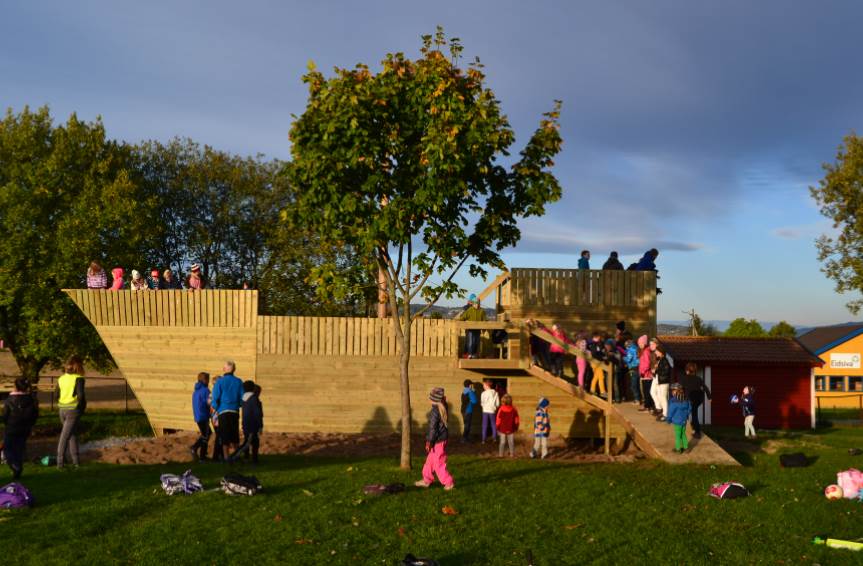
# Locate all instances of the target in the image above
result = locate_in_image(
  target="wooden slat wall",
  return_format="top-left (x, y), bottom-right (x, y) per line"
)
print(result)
top-left (507, 269), bottom-right (656, 308)
top-left (256, 316), bottom-right (457, 357)
top-left (64, 290), bottom-right (258, 327)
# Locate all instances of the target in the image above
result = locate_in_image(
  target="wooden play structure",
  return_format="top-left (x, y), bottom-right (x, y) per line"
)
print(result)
top-left (63, 267), bottom-right (737, 465)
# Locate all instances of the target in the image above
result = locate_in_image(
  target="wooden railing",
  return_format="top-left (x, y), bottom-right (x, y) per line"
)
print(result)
top-left (505, 268), bottom-right (656, 308)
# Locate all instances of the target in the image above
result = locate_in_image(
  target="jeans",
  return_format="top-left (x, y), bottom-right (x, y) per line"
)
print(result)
top-left (481, 412), bottom-right (498, 442)
top-left (57, 408), bottom-right (81, 467)
top-left (233, 431), bottom-right (260, 463)
top-left (421, 441), bottom-right (453, 487)
top-left (744, 415), bottom-right (756, 437)
top-left (191, 419), bottom-right (211, 459)
top-left (3, 433), bottom-right (27, 478)
top-left (531, 436), bottom-right (549, 458)
top-left (629, 369), bottom-right (641, 402)
top-left (466, 330), bottom-right (480, 357)
top-left (499, 433), bottom-right (515, 456)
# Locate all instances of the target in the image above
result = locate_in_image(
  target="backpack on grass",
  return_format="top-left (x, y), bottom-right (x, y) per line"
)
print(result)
top-left (708, 482), bottom-right (749, 499)
top-left (399, 554), bottom-right (440, 566)
top-left (160, 470), bottom-right (203, 495)
top-left (0, 482), bottom-right (33, 508)
top-left (221, 473), bottom-right (262, 496)
top-left (779, 452), bottom-right (809, 468)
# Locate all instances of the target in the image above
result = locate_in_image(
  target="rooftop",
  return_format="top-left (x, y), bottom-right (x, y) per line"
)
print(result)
top-left (657, 336), bottom-right (822, 366)
top-left (797, 323), bottom-right (863, 355)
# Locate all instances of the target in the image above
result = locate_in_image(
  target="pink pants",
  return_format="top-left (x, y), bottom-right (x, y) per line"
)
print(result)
top-left (422, 441), bottom-right (454, 487)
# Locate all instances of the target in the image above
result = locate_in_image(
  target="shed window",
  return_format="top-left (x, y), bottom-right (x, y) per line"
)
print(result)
top-left (829, 376), bottom-right (846, 391)
top-left (849, 377), bottom-right (863, 392)
top-left (815, 376), bottom-right (826, 391)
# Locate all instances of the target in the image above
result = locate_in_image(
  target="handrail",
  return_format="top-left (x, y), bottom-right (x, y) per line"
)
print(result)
top-left (529, 327), bottom-right (589, 360)
top-left (477, 271), bottom-right (511, 302)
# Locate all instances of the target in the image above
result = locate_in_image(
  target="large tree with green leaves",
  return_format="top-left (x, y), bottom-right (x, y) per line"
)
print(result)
top-left (288, 29), bottom-right (563, 468)
top-left (0, 107), bottom-right (156, 380)
top-left (768, 321), bottom-right (797, 338)
top-left (812, 134), bottom-right (863, 314)
top-left (724, 318), bottom-right (767, 338)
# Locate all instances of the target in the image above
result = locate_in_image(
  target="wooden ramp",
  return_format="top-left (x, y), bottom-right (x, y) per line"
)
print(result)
top-left (613, 402), bottom-right (740, 466)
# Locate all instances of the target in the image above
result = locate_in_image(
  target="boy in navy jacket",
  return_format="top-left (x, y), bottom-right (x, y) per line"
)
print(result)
top-left (231, 380), bottom-right (263, 463)
top-left (190, 372), bottom-right (211, 460)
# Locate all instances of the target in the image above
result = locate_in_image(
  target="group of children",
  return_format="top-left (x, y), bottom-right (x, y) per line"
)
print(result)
top-left (189, 362), bottom-right (264, 464)
top-left (86, 260), bottom-right (215, 291)
top-left (577, 248), bottom-right (660, 272)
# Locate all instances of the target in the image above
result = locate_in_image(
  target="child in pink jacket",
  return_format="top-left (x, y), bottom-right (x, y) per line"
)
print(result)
top-left (638, 335), bottom-right (656, 412)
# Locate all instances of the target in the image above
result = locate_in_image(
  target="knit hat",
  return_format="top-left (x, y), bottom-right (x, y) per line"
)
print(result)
top-left (191, 263), bottom-right (201, 272)
top-left (637, 335), bottom-right (648, 348)
top-left (131, 269), bottom-right (141, 280)
top-left (538, 397), bottom-right (550, 409)
top-left (429, 387), bottom-right (445, 402)
top-left (468, 293), bottom-right (477, 302)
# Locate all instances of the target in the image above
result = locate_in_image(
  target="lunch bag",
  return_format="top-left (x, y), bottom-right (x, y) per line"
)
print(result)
top-left (160, 470), bottom-right (204, 495)
top-left (221, 473), bottom-right (262, 496)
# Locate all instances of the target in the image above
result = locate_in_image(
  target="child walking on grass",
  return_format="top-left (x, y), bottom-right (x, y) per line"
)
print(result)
top-left (190, 372), bottom-right (211, 460)
top-left (496, 394), bottom-right (520, 457)
top-left (416, 387), bottom-right (454, 490)
top-left (480, 380), bottom-right (500, 443)
top-left (530, 397), bottom-right (550, 459)
top-left (666, 383), bottom-right (691, 454)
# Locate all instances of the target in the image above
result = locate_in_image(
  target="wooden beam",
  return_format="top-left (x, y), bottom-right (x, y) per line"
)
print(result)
top-left (477, 272), bottom-right (511, 302)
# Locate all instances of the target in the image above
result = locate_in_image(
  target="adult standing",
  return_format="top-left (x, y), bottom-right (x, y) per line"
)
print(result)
top-left (459, 294), bottom-right (486, 359)
top-left (210, 360), bottom-right (243, 460)
top-left (2, 378), bottom-right (38, 479)
top-left (57, 355), bottom-right (87, 469)
top-left (681, 362), bottom-right (711, 438)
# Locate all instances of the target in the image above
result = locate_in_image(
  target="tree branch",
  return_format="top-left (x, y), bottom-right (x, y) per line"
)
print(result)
top-left (411, 255), bottom-right (468, 321)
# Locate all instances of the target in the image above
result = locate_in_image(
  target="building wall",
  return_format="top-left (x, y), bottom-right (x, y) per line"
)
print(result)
top-left (813, 333), bottom-right (863, 409)
top-left (708, 363), bottom-right (812, 429)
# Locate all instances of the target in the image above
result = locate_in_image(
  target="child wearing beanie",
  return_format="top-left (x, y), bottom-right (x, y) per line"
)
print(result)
top-left (416, 387), bottom-right (454, 490)
top-left (531, 397), bottom-right (551, 459)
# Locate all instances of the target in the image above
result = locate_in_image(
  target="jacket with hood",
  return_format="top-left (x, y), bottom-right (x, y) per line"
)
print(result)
top-left (549, 327), bottom-right (573, 354)
top-left (496, 404), bottom-right (520, 435)
top-left (666, 397), bottom-right (691, 426)
top-left (110, 268), bottom-right (125, 291)
top-left (578, 257), bottom-right (590, 270)
top-left (624, 343), bottom-right (640, 369)
top-left (461, 386), bottom-right (478, 415)
top-left (602, 256), bottom-right (624, 270)
top-left (639, 350), bottom-right (653, 379)
top-left (587, 339), bottom-right (606, 361)
top-left (533, 402), bottom-right (551, 437)
top-left (192, 381), bottom-right (210, 422)
top-left (2, 392), bottom-right (39, 436)
top-left (742, 394), bottom-right (755, 417)
top-left (635, 252), bottom-right (657, 271)
top-left (480, 388), bottom-right (500, 414)
top-left (427, 404), bottom-right (448, 446)
top-left (242, 392), bottom-right (263, 434)
top-left (211, 373), bottom-right (243, 414)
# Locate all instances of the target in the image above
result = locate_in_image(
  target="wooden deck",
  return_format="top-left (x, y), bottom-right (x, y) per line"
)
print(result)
top-left (613, 402), bottom-right (740, 465)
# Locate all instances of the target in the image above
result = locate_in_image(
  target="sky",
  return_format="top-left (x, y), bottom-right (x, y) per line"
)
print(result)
top-left (3, 0), bottom-right (862, 326)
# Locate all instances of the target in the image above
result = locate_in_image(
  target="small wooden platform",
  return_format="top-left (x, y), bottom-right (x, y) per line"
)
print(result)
top-left (613, 402), bottom-right (740, 466)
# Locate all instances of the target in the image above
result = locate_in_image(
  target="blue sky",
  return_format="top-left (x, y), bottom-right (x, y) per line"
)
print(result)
top-left (3, 1), bottom-right (862, 325)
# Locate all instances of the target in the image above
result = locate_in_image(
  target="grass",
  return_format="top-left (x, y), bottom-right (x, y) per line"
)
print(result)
top-left (2, 424), bottom-right (863, 565)
top-left (31, 409), bottom-right (153, 441)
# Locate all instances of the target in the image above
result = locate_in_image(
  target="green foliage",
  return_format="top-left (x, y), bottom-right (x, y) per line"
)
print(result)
top-left (768, 320), bottom-right (797, 338)
top-left (0, 107), bottom-right (156, 379)
top-left (688, 311), bottom-right (719, 336)
top-left (724, 318), bottom-right (767, 338)
top-left (2, 427), bottom-right (863, 564)
top-left (811, 134), bottom-right (863, 314)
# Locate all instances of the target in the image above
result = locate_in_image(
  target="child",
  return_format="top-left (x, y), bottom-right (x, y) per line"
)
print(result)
top-left (1, 378), bottom-right (38, 479)
top-left (624, 337), bottom-right (641, 405)
top-left (604, 339), bottom-right (623, 403)
top-left (530, 397), bottom-right (551, 459)
top-left (588, 332), bottom-right (608, 397)
top-left (638, 335), bottom-right (656, 413)
top-left (129, 269), bottom-right (148, 291)
top-left (666, 383), bottom-right (691, 453)
top-left (681, 363), bottom-right (711, 439)
top-left (186, 263), bottom-right (207, 290)
top-left (110, 267), bottom-right (125, 291)
top-left (742, 386), bottom-right (756, 438)
top-left (233, 381), bottom-right (263, 463)
top-left (549, 323), bottom-right (573, 378)
top-left (86, 261), bottom-right (108, 289)
top-left (480, 380), bottom-right (500, 443)
top-left (147, 268), bottom-right (164, 290)
top-left (459, 294), bottom-right (486, 358)
top-left (460, 379), bottom-right (478, 442)
top-left (574, 338), bottom-right (588, 389)
top-left (190, 372), bottom-right (211, 460)
top-left (416, 387), bottom-right (454, 490)
top-left (495, 394), bottom-right (520, 457)
top-left (578, 250), bottom-right (590, 270)
top-left (653, 343), bottom-right (672, 421)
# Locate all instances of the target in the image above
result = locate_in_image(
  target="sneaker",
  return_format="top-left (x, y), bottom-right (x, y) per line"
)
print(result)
top-left (443, 484), bottom-right (455, 491)
top-left (414, 480), bottom-right (431, 488)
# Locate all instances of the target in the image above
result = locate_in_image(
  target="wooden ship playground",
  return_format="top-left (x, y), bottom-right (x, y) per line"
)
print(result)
top-left (63, 267), bottom-right (738, 466)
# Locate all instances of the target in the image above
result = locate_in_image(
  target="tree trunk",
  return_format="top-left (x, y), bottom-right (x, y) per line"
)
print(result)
top-left (399, 340), bottom-right (412, 470)
top-left (16, 356), bottom-right (47, 384)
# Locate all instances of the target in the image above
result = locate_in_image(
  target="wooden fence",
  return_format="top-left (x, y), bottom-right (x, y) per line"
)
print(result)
top-left (257, 316), bottom-right (460, 357)
top-left (64, 289), bottom-right (258, 327)
top-left (501, 268), bottom-right (656, 308)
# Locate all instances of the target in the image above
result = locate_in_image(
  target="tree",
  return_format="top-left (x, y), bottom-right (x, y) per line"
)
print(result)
top-left (0, 107), bottom-right (157, 380)
top-left (724, 318), bottom-right (767, 338)
top-left (768, 321), bottom-right (797, 338)
top-left (812, 134), bottom-right (863, 314)
top-left (684, 309), bottom-right (719, 337)
top-left (288, 28), bottom-right (563, 469)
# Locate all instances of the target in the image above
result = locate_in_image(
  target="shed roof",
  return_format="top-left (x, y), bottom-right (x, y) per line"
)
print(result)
top-left (797, 323), bottom-right (863, 355)
top-left (657, 336), bottom-right (822, 366)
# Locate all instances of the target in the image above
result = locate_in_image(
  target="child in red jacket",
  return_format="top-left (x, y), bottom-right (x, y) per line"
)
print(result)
top-left (496, 394), bottom-right (520, 457)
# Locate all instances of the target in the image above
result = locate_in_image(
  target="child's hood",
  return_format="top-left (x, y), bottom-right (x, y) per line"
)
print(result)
top-left (194, 381), bottom-right (208, 392)
top-left (499, 404), bottom-right (516, 414)
top-left (112, 267), bottom-right (124, 279)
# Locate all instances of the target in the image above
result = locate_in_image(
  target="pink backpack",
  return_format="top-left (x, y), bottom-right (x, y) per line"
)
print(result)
top-left (837, 468), bottom-right (863, 499)
top-left (0, 482), bottom-right (33, 508)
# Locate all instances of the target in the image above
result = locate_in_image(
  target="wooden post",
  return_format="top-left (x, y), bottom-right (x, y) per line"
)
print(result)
top-left (605, 363), bottom-right (612, 455)
top-left (125, 380), bottom-right (129, 414)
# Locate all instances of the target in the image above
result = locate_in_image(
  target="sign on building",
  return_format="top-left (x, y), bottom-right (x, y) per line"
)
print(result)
top-left (830, 353), bottom-right (861, 370)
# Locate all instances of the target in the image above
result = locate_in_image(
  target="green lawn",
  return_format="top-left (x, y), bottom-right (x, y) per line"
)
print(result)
top-left (3, 425), bottom-right (863, 565)
top-left (30, 409), bottom-right (152, 441)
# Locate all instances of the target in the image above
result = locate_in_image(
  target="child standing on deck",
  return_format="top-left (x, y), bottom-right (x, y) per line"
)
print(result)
top-left (666, 384), bottom-right (691, 453)
top-left (480, 380), bottom-right (500, 443)
top-left (416, 387), bottom-right (454, 490)
top-left (638, 335), bottom-right (655, 413)
top-left (496, 394), bottom-right (520, 457)
top-left (530, 397), bottom-right (551, 459)
top-left (624, 337), bottom-right (641, 405)
top-left (190, 372), bottom-right (211, 460)
top-left (578, 250), bottom-right (591, 270)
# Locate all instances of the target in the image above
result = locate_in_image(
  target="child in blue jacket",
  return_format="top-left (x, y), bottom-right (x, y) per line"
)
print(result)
top-left (190, 372), bottom-right (211, 460)
top-left (666, 383), bottom-right (691, 453)
top-left (623, 337), bottom-right (641, 404)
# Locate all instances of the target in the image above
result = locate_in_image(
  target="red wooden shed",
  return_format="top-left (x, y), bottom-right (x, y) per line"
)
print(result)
top-left (657, 337), bottom-right (823, 430)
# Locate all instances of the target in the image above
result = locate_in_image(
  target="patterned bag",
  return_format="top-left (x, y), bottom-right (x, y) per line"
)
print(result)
top-left (837, 468), bottom-right (863, 499)
top-left (221, 473), bottom-right (262, 496)
top-left (0, 482), bottom-right (34, 508)
top-left (708, 482), bottom-right (749, 499)
top-left (160, 470), bottom-right (204, 495)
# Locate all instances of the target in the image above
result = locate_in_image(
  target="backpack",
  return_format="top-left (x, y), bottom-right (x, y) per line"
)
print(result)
top-left (779, 452), bottom-right (809, 468)
top-left (0, 482), bottom-right (34, 508)
top-left (708, 482), bottom-right (749, 499)
top-left (837, 469), bottom-right (863, 499)
top-left (399, 555), bottom-right (440, 566)
top-left (221, 473), bottom-right (262, 496)
top-left (160, 470), bottom-right (204, 495)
